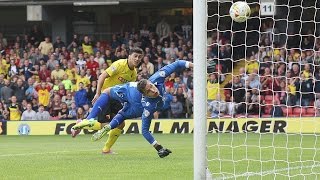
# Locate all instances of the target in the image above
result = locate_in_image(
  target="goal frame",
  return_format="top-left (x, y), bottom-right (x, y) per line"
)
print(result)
top-left (193, 0), bottom-right (208, 179)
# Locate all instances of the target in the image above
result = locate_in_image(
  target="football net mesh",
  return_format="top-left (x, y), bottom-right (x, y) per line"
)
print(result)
top-left (206, 0), bottom-right (320, 179)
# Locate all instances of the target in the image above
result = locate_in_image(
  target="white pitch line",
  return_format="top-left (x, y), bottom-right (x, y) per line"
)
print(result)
top-left (212, 164), bottom-right (320, 180)
top-left (0, 149), bottom-right (99, 157)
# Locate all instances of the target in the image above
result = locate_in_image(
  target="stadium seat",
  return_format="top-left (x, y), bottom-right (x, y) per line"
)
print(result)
top-left (248, 115), bottom-right (259, 118)
top-left (281, 107), bottom-right (293, 116)
top-left (235, 114), bottom-right (246, 118)
top-left (305, 108), bottom-right (316, 117)
top-left (291, 108), bottom-right (307, 117)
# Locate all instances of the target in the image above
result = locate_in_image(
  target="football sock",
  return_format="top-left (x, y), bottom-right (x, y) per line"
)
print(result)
top-left (103, 128), bottom-right (122, 152)
top-left (87, 93), bottom-right (109, 119)
top-left (82, 120), bottom-right (101, 130)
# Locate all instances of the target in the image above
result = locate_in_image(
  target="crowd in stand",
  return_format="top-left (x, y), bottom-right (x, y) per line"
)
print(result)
top-left (0, 20), bottom-right (195, 121)
top-left (207, 22), bottom-right (320, 118)
top-left (1, 20), bottom-right (319, 121)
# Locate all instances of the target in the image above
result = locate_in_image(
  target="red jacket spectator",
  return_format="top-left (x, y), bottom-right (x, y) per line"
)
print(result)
top-left (38, 64), bottom-right (51, 82)
top-left (86, 55), bottom-right (99, 79)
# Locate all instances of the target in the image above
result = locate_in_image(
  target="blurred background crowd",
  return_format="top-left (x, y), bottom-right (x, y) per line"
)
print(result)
top-left (0, 17), bottom-right (319, 121)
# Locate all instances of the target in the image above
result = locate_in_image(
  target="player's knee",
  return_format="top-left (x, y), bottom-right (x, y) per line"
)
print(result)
top-left (103, 88), bottom-right (111, 95)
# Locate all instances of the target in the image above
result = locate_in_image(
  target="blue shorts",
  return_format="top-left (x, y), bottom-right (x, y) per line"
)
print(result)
top-left (110, 86), bottom-right (143, 119)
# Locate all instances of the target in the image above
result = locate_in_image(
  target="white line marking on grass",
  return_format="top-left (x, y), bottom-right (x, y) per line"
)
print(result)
top-left (0, 149), bottom-right (99, 157)
top-left (212, 164), bottom-right (320, 180)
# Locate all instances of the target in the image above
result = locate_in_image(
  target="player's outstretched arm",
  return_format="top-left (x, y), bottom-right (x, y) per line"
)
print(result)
top-left (149, 60), bottom-right (193, 84)
top-left (141, 108), bottom-right (172, 158)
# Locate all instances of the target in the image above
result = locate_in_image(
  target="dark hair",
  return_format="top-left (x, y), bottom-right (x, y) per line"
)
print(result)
top-left (137, 79), bottom-right (148, 93)
top-left (129, 47), bottom-right (144, 56)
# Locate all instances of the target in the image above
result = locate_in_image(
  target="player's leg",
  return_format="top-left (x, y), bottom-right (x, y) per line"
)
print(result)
top-left (91, 113), bottom-right (126, 141)
top-left (92, 103), bottom-right (135, 141)
top-left (98, 99), bottom-right (124, 153)
top-left (72, 88), bottom-right (112, 131)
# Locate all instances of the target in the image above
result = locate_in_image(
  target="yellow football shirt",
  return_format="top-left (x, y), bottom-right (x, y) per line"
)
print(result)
top-left (76, 76), bottom-right (90, 90)
top-left (9, 104), bottom-right (21, 121)
top-left (207, 81), bottom-right (219, 100)
top-left (0, 59), bottom-right (9, 76)
top-left (101, 59), bottom-right (137, 91)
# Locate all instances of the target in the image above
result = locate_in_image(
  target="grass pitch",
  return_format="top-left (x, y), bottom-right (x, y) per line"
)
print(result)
top-left (1, 134), bottom-right (320, 180)
top-left (0, 134), bottom-right (193, 180)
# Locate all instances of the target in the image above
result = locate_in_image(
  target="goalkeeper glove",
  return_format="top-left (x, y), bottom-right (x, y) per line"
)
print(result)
top-left (157, 148), bottom-right (172, 158)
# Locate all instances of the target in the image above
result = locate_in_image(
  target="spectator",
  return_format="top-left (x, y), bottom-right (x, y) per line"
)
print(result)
top-left (29, 25), bottom-right (44, 46)
top-left (50, 94), bottom-right (62, 118)
top-left (61, 74), bottom-right (72, 91)
top-left (53, 36), bottom-right (65, 50)
top-left (87, 80), bottom-right (97, 103)
top-left (21, 103), bottom-right (36, 120)
top-left (154, 57), bottom-right (166, 72)
top-left (208, 94), bottom-right (227, 118)
top-left (74, 82), bottom-right (88, 107)
top-left (76, 106), bottom-right (86, 119)
top-left (0, 32), bottom-right (8, 47)
top-left (86, 54), bottom-right (99, 79)
top-left (25, 78), bottom-right (37, 102)
top-left (58, 102), bottom-right (69, 120)
top-left (207, 73), bottom-right (220, 102)
top-left (62, 91), bottom-right (74, 108)
top-left (39, 64), bottom-right (51, 82)
top-left (297, 74), bottom-right (314, 107)
top-left (270, 100), bottom-right (284, 117)
top-left (36, 82), bottom-right (51, 108)
top-left (8, 59), bottom-right (19, 77)
top-left (81, 35), bottom-right (94, 55)
top-left (226, 96), bottom-right (237, 117)
top-left (35, 104), bottom-right (51, 120)
top-left (8, 96), bottom-right (21, 120)
top-left (170, 96), bottom-right (184, 118)
top-left (76, 69), bottom-right (90, 90)
top-left (246, 56), bottom-right (259, 74)
top-left (288, 77), bottom-right (298, 106)
top-left (11, 78), bottom-right (26, 104)
top-left (38, 36), bottom-right (53, 58)
top-left (51, 64), bottom-right (65, 81)
top-left (156, 18), bottom-right (170, 38)
top-left (246, 73), bottom-right (261, 90)
top-left (68, 102), bottom-right (77, 119)
top-left (1, 79), bottom-right (13, 105)
top-left (0, 102), bottom-right (8, 120)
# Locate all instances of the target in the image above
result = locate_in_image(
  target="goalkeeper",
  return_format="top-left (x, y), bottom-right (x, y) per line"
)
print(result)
top-left (90, 60), bottom-right (193, 158)
top-left (71, 47), bottom-right (144, 154)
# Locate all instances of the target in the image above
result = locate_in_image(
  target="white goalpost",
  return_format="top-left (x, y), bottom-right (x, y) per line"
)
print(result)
top-left (194, 0), bottom-right (320, 179)
top-left (193, 0), bottom-right (208, 179)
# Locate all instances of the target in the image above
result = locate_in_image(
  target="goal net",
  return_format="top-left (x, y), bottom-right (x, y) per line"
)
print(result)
top-left (204, 0), bottom-right (320, 179)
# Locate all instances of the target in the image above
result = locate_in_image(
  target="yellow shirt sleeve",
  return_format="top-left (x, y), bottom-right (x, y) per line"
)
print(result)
top-left (105, 62), bottom-right (121, 77)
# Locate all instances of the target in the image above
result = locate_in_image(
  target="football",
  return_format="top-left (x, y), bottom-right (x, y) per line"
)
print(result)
top-left (229, 1), bottom-right (251, 23)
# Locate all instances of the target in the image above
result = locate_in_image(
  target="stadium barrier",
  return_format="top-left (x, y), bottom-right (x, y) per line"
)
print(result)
top-left (1, 118), bottom-right (320, 135)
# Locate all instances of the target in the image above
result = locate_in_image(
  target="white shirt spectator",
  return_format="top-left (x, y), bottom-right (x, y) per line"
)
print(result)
top-left (35, 105), bottom-right (51, 120)
top-left (35, 111), bottom-right (51, 120)
top-left (21, 109), bottom-right (36, 120)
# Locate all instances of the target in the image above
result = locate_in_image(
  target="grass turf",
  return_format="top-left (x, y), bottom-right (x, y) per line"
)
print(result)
top-left (0, 134), bottom-right (193, 180)
top-left (1, 134), bottom-right (320, 179)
